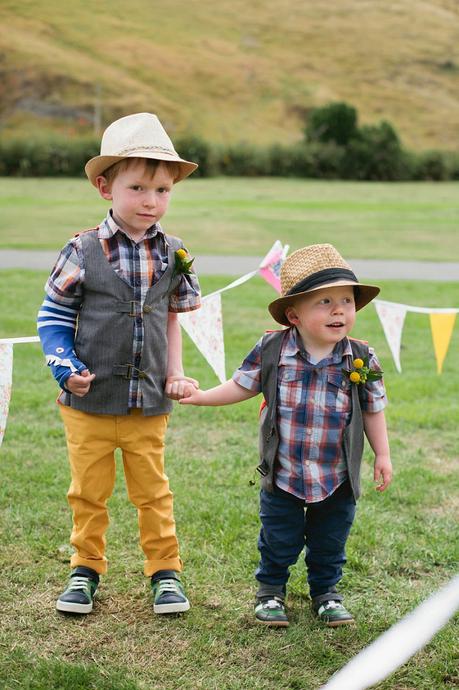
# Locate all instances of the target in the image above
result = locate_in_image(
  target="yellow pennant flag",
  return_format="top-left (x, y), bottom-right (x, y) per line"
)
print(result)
top-left (429, 312), bottom-right (457, 374)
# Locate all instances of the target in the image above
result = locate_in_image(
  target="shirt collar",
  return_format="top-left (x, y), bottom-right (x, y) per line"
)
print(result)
top-left (98, 211), bottom-right (166, 242)
top-left (283, 327), bottom-right (353, 365)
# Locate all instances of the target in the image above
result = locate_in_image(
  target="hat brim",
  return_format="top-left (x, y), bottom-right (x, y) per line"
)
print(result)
top-left (268, 280), bottom-right (380, 326)
top-left (85, 152), bottom-right (198, 186)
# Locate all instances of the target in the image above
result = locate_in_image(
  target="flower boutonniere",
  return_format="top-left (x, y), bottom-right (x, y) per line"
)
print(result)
top-left (173, 248), bottom-right (195, 276)
top-left (343, 357), bottom-right (383, 385)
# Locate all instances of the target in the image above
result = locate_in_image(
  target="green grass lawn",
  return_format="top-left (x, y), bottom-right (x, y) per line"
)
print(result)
top-left (0, 270), bottom-right (458, 690)
top-left (0, 177), bottom-right (458, 260)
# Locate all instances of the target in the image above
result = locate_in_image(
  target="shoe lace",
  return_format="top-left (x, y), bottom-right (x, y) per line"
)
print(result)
top-left (322, 600), bottom-right (343, 610)
top-left (262, 597), bottom-right (284, 610)
top-left (67, 576), bottom-right (92, 593)
top-left (156, 578), bottom-right (182, 595)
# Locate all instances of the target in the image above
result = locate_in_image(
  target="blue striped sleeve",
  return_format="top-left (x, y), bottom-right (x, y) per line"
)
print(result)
top-left (37, 296), bottom-right (87, 389)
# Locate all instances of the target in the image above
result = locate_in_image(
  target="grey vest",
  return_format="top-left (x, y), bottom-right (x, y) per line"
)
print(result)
top-left (257, 330), bottom-right (367, 501)
top-left (60, 229), bottom-right (183, 416)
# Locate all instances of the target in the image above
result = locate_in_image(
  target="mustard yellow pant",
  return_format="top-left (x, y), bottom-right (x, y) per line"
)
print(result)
top-left (59, 405), bottom-right (182, 577)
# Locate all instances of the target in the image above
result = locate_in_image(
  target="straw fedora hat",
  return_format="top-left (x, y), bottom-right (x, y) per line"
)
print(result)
top-left (85, 112), bottom-right (198, 186)
top-left (268, 244), bottom-right (380, 326)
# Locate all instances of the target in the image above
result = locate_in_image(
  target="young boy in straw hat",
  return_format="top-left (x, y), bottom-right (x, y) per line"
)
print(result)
top-left (37, 112), bottom-right (201, 615)
top-left (180, 243), bottom-right (392, 627)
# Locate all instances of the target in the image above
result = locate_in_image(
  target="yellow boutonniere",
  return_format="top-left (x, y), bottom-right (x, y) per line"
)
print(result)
top-left (343, 357), bottom-right (383, 384)
top-left (174, 248), bottom-right (195, 276)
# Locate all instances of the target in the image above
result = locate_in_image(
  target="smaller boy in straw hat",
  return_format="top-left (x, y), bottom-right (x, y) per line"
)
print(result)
top-left (37, 112), bottom-right (201, 615)
top-left (181, 243), bottom-right (392, 627)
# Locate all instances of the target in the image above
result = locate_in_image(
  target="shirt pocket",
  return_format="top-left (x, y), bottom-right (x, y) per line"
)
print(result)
top-left (326, 373), bottom-right (351, 413)
top-left (278, 368), bottom-right (305, 409)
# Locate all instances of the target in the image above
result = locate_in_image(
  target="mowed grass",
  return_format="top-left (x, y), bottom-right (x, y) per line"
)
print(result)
top-left (0, 177), bottom-right (458, 260)
top-left (0, 270), bottom-right (458, 690)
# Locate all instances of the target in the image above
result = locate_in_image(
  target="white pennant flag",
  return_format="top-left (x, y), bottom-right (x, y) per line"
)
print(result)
top-left (374, 300), bottom-right (407, 373)
top-left (178, 294), bottom-right (226, 383)
top-left (0, 343), bottom-right (13, 448)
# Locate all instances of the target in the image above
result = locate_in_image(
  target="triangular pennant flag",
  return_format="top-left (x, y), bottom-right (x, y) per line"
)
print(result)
top-left (374, 301), bottom-right (407, 373)
top-left (429, 312), bottom-right (456, 374)
top-left (258, 240), bottom-right (289, 294)
top-left (0, 343), bottom-right (13, 448)
top-left (178, 294), bottom-right (226, 383)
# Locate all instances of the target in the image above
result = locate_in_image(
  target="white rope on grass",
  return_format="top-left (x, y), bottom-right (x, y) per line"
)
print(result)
top-left (321, 574), bottom-right (459, 690)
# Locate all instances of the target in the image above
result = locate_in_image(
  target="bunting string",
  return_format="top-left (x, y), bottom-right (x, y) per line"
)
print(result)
top-left (0, 245), bottom-right (458, 447)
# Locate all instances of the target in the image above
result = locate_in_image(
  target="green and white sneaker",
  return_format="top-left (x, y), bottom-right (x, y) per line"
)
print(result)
top-left (56, 567), bottom-right (99, 614)
top-left (317, 600), bottom-right (354, 627)
top-left (255, 596), bottom-right (289, 627)
top-left (152, 574), bottom-right (190, 614)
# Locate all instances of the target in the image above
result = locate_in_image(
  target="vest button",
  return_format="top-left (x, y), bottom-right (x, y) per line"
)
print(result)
top-left (143, 305), bottom-right (153, 313)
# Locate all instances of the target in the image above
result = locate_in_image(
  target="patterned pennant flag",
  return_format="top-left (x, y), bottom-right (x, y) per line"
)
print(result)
top-left (178, 294), bottom-right (226, 383)
top-left (374, 300), bottom-right (407, 373)
top-left (429, 312), bottom-right (456, 374)
top-left (0, 343), bottom-right (13, 448)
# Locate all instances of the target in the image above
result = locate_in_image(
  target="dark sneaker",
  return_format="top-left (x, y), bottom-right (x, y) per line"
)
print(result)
top-left (255, 596), bottom-right (289, 627)
top-left (56, 567), bottom-right (99, 614)
top-left (152, 575), bottom-right (190, 614)
top-left (317, 600), bottom-right (354, 627)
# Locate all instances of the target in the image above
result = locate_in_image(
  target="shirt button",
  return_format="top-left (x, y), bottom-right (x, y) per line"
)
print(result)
top-left (306, 429), bottom-right (312, 436)
top-left (306, 461), bottom-right (311, 467)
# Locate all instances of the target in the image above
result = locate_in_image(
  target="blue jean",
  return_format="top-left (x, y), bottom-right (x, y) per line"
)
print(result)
top-left (256, 480), bottom-right (356, 600)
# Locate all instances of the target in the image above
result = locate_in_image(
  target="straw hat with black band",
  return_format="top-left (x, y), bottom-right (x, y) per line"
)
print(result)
top-left (85, 112), bottom-right (198, 186)
top-left (268, 244), bottom-right (380, 326)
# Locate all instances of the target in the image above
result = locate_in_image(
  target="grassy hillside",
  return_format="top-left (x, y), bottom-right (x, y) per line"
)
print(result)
top-left (0, 0), bottom-right (458, 151)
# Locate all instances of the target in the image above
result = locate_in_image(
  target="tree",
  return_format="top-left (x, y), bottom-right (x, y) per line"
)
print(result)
top-left (305, 102), bottom-right (358, 146)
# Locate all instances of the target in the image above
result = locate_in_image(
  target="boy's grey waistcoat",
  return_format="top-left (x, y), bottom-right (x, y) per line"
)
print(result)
top-left (257, 330), bottom-right (367, 501)
top-left (60, 230), bottom-right (183, 416)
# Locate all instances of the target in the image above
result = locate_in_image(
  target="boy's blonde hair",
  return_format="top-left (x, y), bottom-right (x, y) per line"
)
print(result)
top-left (101, 157), bottom-right (181, 185)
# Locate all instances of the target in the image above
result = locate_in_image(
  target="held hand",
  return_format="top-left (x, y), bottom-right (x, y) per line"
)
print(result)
top-left (178, 388), bottom-right (206, 405)
top-left (165, 375), bottom-right (199, 401)
top-left (66, 369), bottom-right (96, 397)
top-left (374, 455), bottom-right (393, 492)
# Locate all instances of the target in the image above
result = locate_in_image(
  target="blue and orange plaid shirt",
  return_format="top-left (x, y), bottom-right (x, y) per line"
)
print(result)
top-left (39, 211), bottom-right (201, 407)
top-left (233, 328), bottom-right (387, 503)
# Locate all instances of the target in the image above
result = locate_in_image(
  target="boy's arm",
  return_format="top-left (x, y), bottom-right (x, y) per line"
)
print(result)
top-left (37, 296), bottom-right (94, 395)
top-left (363, 410), bottom-right (392, 492)
top-left (165, 311), bottom-right (199, 400)
top-left (37, 241), bottom-right (95, 396)
top-left (179, 379), bottom-right (258, 406)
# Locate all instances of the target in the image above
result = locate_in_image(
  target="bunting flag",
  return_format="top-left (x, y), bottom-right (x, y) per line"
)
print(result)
top-left (1, 253), bottom-right (458, 450)
top-left (258, 240), bottom-right (289, 293)
top-left (374, 300), bottom-right (458, 374)
top-left (429, 312), bottom-right (457, 374)
top-left (0, 343), bottom-right (13, 447)
top-left (373, 300), bottom-right (407, 372)
top-left (178, 293), bottom-right (226, 383)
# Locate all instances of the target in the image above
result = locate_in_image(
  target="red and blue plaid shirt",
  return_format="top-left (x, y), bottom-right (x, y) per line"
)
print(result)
top-left (233, 328), bottom-right (387, 503)
top-left (42, 212), bottom-right (201, 407)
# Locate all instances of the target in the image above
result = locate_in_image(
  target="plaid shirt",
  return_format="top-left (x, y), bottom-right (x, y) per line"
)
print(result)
top-left (233, 328), bottom-right (387, 503)
top-left (44, 212), bottom-right (201, 407)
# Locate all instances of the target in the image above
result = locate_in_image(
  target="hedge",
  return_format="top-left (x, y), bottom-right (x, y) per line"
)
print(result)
top-left (1, 135), bottom-right (458, 181)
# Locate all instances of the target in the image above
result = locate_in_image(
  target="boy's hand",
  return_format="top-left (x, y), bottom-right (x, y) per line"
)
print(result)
top-left (178, 388), bottom-right (206, 405)
top-left (374, 455), bottom-right (393, 492)
top-left (66, 369), bottom-right (96, 397)
top-left (165, 375), bottom-right (199, 401)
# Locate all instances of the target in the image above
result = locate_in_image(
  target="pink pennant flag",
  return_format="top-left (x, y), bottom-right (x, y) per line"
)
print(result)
top-left (178, 294), bottom-right (226, 383)
top-left (258, 240), bottom-right (288, 294)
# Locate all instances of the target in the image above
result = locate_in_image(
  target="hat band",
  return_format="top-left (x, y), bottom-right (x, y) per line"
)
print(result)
top-left (286, 268), bottom-right (358, 297)
top-left (115, 144), bottom-right (178, 156)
